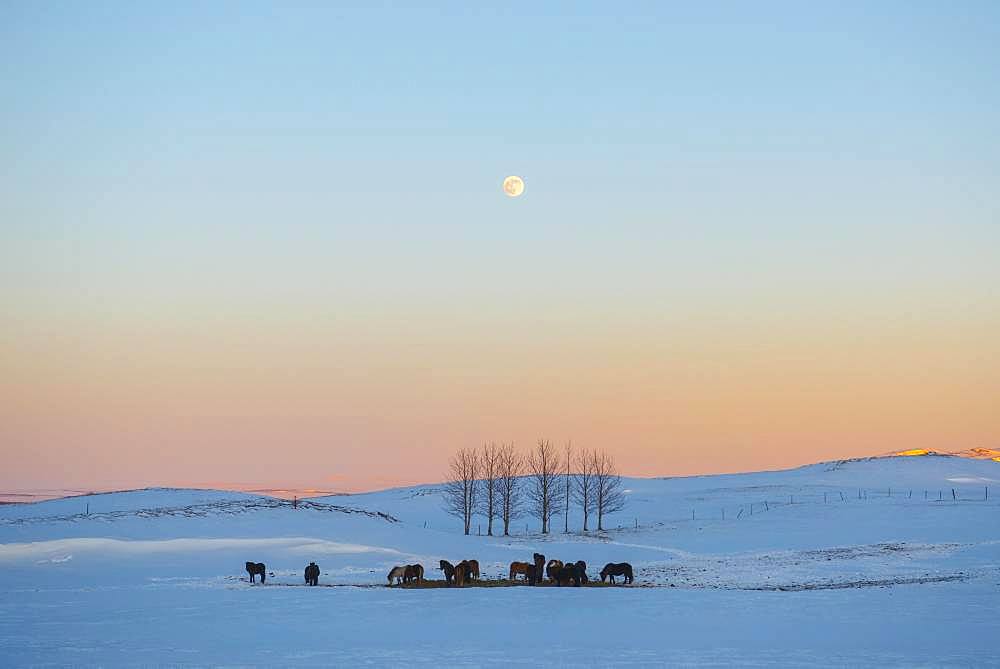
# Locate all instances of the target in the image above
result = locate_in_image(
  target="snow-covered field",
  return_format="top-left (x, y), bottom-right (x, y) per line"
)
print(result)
top-left (2, 455), bottom-right (999, 667)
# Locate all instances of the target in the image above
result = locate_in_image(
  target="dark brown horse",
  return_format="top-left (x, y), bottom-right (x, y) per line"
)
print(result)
top-left (440, 560), bottom-right (456, 585)
top-left (554, 561), bottom-right (586, 586)
top-left (245, 561), bottom-right (266, 584)
top-left (453, 561), bottom-right (468, 587)
top-left (304, 562), bottom-right (320, 586)
top-left (600, 562), bottom-right (634, 584)
top-left (546, 559), bottom-right (563, 582)
top-left (464, 559), bottom-right (480, 580)
top-left (404, 564), bottom-right (424, 584)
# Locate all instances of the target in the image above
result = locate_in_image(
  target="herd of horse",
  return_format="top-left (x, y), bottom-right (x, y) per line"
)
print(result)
top-left (388, 553), bottom-right (635, 587)
top-left (245, 554), bottom-right (635, 588)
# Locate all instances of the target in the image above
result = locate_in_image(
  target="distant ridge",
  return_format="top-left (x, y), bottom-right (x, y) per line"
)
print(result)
top-left (6, 449), bottom-right (997, 505)
top-left (885, 447), bottom-right (1000, 462)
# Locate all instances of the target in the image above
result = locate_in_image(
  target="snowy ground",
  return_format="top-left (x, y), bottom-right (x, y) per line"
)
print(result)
top-left (2, 455), bottom-right (999, 666)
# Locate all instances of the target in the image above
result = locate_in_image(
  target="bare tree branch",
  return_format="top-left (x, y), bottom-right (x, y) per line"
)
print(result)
top-left (564, 440), bottom-right (572, 533)
top-left (497, 441), bottom-right (523, 535)
top-left (443, 447), bottom-right (479, 535)
top-left (527, 438), bottom-right (564, 534)
top-left (592, 450), bottom-right (625, 531)
top-left (478, 441), bottom-right (502, 536)
top-left (573, 447), bottom-right (597, 531)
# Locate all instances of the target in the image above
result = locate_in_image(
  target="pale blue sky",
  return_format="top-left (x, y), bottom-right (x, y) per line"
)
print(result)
top-left (4, 3), bottom-right (998, 290)
top-left (3, 0), bottom-right (998, 338)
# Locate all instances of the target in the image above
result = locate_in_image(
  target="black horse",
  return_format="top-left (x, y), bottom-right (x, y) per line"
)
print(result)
top-left (304, 562), bottom-right (320, 586)
top-left (600, 562), bottom-right (633, 585)
top-left (439, 559), bottom-right (456, 585)
top-left (245, 561), bottom-right (266, 584)
top-left (531, 553), bottom-right (545, 586)
top-left (575, 560), bottom-right (589, 584)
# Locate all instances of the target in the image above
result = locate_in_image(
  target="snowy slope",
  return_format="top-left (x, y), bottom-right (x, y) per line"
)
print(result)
top-left (1, 456), bottom-right (998, 666)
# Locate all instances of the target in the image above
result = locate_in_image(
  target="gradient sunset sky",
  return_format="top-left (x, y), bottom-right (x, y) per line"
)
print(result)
top-left (2, 2), bottom-right (998, 494)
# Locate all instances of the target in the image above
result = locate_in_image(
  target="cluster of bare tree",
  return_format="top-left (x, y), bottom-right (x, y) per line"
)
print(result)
top-left (444, 439), bottom-right (625, 536)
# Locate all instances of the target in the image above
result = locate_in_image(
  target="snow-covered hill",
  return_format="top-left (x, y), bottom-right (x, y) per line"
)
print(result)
top-left (1, 456), bottom-right (998, 666)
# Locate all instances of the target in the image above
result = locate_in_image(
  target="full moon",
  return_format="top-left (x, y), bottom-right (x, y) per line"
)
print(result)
top-left (502, 175), bottom-right (525, 197)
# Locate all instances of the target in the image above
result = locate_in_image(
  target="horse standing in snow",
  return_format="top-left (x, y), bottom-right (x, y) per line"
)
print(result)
top-left (453, 561), bottom-right (469, 587)
top-left (532, 553), bottom-right (545, 585)
top-left (388, 566), bottom-right (407, 585)
top-left (600, 562), bottom-right (634, 585)
top-left (509, 561), bottom-right (533, 582)
top-left (403, 564), bottom-right (424, 584)
top-left (439, 560), bottom-right (456, 585)
top-left (462, 559), bottom-right (480, 580)
top-left (245, 562), bottom-right (266, 584)
top-left (304, 562), bottom-right (320, 586)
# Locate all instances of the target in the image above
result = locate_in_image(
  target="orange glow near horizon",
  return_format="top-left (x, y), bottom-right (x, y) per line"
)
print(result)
top-left (2, 299), bottom-right (997, 494)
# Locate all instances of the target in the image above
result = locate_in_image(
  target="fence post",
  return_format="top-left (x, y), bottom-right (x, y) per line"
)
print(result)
top-left (722, 508), bottom-right (725, 520)
top-left (764, 501), bottom-right (769, 511)
top-left (908, 490), bottom-right (912, 499)
top-left (939, 491), bottom-right (942, 501)
top-left (839, 491), bottom-right (845, 502)
top-left (824, 492), bottom-right (827, 504)
top-left (952, 488), bottom-right (957, 501)
top-left (750, 503), bottom-right (753, 516)
top-left (635, 517), bottom-right (638, 529)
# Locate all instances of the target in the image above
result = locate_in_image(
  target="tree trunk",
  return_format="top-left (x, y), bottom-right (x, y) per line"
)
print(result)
top-left (487, 484), bottom-right (494, 536)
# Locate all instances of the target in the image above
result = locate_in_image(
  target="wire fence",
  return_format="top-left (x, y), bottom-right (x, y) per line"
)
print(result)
top-left (418, 485), bottom-right (996, 536)
top-left (616, 484), bottom-right (996, 532)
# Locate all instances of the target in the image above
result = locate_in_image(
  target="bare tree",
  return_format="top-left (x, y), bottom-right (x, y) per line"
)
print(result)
top-left (497, 441), bottom-right (522, 535)
top-left (478, 441), bottom-right (502, 536)
top-left (527, 438), bottom-right (564, 534)
top-left (443, 448), bottom-right (479, 535)
top-left (563, 440), bottom-right (572, 533)
top-left (592, 450), bottom-right (625, 531)
top-left (573, 447), bottom-right (597, 531)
